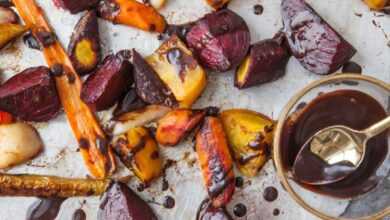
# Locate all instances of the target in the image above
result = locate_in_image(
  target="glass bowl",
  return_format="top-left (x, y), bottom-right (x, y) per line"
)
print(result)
top-left (273, 74), bottom-right (389, 220)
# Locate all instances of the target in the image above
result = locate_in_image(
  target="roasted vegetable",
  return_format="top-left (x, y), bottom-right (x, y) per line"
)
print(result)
top-left (113, 105), bottom-right (171, 136)
top-left (81, 52), bottom-right (133, 111)
top-left (0, 173), bottom-right (109, 197)
top-left (0, 23), bottom-right (27, 49)
top-left (156, 109), bottom-right (206, 146)
top-left (98, 182), bottom-right (158, 220)
top-left (0, 111), bottom-right (13, 124)
top-left (235, 39), bottom-right (290, 89)
top-left (196, 199), bottom-right (232, 220)
top-left (281, 0), bottom-right (356, 75)
top-left (98, 0), bottom-right (166, 33)
top-left (68, 10), bottom-right (101, 75)
top-left (0, 66), bottom-right (61, 122)
top-left (113, 89), bottom-right (146, 117)
top-left (0, 6), bottom-right (18, 24)
top-left (147, 35), bottom-right (207, 108)
top-left (364, 0), bottom-right (389, 9)
top-left (204, 0), bottom-right (230, 10)
top-left (220, 109), bottom-right (274, 177)
top-left (132, 49), bottom-right (177, 107)
top-left (112, 127), bottom-right (163, 183)
top-left (0, 0), bottom-right (13, 7)
top-left (148, 0), bottom-right (166, 10)
top-left (0, 122), bottom-right (42, 168)
top-left (13, 0), bottom-right (116, 178)
top-left (53, 0), bottom-right (99, 14)
top-left (196, 116), bottom-right (235, 208)
top-left (186, 9), bottom-right (250, 72)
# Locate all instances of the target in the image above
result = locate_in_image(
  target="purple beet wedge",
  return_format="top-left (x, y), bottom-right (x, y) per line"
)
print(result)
top-left (281, 0), bottom-right (356, 75)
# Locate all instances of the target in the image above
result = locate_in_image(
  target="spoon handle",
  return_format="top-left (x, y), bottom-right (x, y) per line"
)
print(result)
top-left (364, 116), bottom-right (390, 139)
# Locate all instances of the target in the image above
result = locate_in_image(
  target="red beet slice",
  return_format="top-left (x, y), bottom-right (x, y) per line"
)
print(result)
top-left (186, 9), bottom-right (251, 72)
top-left (53, 0), bottom-right (98, 14)
top-left (81, 51), bottom-right (133, 111)
top-left (281, 0), bottom-right (356, 75)
top-left (0, 66), bottom-right (61, 122)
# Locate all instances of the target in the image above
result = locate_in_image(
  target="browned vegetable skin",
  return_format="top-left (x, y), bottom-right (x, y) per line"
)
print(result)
top-left (0, 173), bottom-right (109, 197)
top-left (0, 6), bottom-right (19, 24)
top-left (68, 10), bottom-right (101, 75)
top-left (204, 0), bottom-right (230, 9)
top-left (112, 127), bottom-right (163, 184)
top-left (13, 0), bottom-right (116, 179)
top-left (196, 116), bottom-right (235, 208)
top-left (132, 49), bottom-right (177, 107)
top-left (156, 109), bottom-right (206, 146)
top-left (0, 23), bottom-right (27, 49)
top-left (98, 0), bottom-right (166, 33)
top-left (53, 0), bottom-right (98, 14)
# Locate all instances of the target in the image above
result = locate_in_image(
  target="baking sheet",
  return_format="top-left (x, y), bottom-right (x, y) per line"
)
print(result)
top-left (0, 0), bottom-right (389, 219)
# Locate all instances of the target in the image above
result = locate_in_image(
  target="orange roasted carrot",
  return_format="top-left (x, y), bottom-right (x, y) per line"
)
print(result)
top-left (12, 0), bottom-right (115, 179)
top-left (0, 111), bottom-right (13, 124)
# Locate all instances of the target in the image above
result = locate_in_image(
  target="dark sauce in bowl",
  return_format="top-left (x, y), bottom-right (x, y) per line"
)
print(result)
top-left (280, 90), bottom-right (388, 198)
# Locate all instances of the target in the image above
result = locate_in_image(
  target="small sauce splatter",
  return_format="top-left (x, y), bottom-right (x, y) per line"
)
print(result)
top-left (263, 186), bottom-right (278, 202)
top-left (342, 61), bottom-right (362, 74)
top-left (235, 176), bottom-right (244, 188)
top-left (253, 4), bottom-right (264, 15)
top-left (163, 196), bottom-right (175, 209)
top-left (233, 203), bottom-right (247, 217)
top-left (273, 208), bottom-right (280, 216)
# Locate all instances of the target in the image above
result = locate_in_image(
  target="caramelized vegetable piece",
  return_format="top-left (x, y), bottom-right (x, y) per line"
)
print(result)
top-left (156, 109), bottom-right (206, 146)
top-left (0, 6), bottom-right (18, 24)
top-left (0, 122), bottom-right (43, 168)
top-left (196, 199), bottom-right (232, 220)
top-left (186, 9), bottom-right (250, 72)
top-left (0, 111), bottom-right (13, 124)
top-left (112, 127), bottom-right (163, 183)
top-left (113, 105), bottom-right (171, 136)
top-left (13, 0), bottom-right (116, 178)
top-left (220, 109), bottom-right (274, 177)
top-left (364, 0), bottom-right (389, 9)
top-left (281, 0), bottom-right (356, 75)
top-left (235, 39), bottom-right (290, 89)
top-left (98, 182), bottom-right (158, 220)
top-left (81, 52), bottom-right (133, 111)
top-left (196, 116), bottom-right (235, 208)
top-left (0, 66), bottom-right (61, 122)
top-left (148, 0), bottom-right (166, 10)
top-left (113, 89), bottom-right (146, 117)
top-left (132, 49), bottom-right (177, 107)
top-left (147, 35), bottom-right (207, 108)
top-left (68, 10), bottom-right (101, 75)
top-left (0, 173), bottom-right (109, 197)
top-left (98, 0), bottom-right (166, 33)
top-left (204, 0), bottom-right (230, 10)
top-left (0, 23), bottom-right (27, 49)
top-left (53, 0), bottom-right (99, 14)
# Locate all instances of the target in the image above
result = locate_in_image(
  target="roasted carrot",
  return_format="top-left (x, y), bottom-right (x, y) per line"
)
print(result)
top-left (12, 0), bottom-right (116, 179)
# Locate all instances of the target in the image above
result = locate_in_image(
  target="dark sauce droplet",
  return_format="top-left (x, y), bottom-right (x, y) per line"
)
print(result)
top-left (26, 197), bottom-right (66, 220)
top-left (233, 203), bottom-right (247, 217)
top-left (273, 208), bottom-right (280, 216)
top-left (263, 186), bottom-right (278, 202)
top-left (72, 209), bottom-right (86, 220)
top-left (235, 176), bottom-right (244, 188)
top-left (23, 32), bottom-right (41, 51)
top-left (253, 4), bottom-right (264, 15)
top-left (342, 61), bottom-right (362, 74)
top-left (162, 177), bottom-right (169, 191)
top-left (163, 196), bottom-right (175, 209)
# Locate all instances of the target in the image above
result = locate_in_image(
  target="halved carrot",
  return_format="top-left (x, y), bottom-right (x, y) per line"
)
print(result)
top-left (12, 0), bottom-right (116, 179)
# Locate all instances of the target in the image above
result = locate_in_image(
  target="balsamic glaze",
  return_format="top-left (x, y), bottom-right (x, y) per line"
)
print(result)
top-left (162, 196), bottom-right (175, 209)
top-left (263, 186), bottom-right (278, 202)
top-left (253, 4), bottom-right (264, 15)
top-left (26, 197), bottom-right (66, 220)
top-left (72, 209), bottom-right (86, 220)
top-left (273, 208), bottom-right (280, 216)
top-left (233, 203), bottom-right (247, 217)
top-left (342, 61), bottom-right (362, 74)
top-left (235, 176), bottom-right (244, 188)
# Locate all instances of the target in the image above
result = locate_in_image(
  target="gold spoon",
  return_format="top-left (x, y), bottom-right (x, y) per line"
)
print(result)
top-left (293, 116), bottom-right (390, 185)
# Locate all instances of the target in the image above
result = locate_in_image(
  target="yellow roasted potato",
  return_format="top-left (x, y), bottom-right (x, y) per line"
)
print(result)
top-left (220, 109), bottom-right (275, 177)
top-left (0, 23), bottom-right (28, 49)
top-left (364, 0), bottom-right (388, 9)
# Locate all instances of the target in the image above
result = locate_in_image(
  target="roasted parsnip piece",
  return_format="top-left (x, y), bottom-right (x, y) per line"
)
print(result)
top-left (364, 0), bottom-right (388, 9)
top-left (0, 23), bottom-right (27, 49)
top-left (147, 35), bottom-right (207, 108)
top-left (0, 173), bottom-right (109, 197)
top-left (156, 108), bottom-right (206, 146)
top-left (13, 0), bottom-right (116, 178)
top-left (220, 109), bottom-right (274, 177)
top-left (112, 127), bottom-right (163, 184)
top-left (196, 116), bottom-right (235, 208)
top-left (98, 0), bottom-right (166, 33)
top-left (68, 10), bottom-right (101, 75)
top-left (204, 0), bottom-right (230, 9)
top-left (148, 0), bottom-right (166, 10)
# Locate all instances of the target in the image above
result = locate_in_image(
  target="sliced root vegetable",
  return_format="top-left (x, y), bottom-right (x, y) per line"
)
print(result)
top-left (81, 51), bottom-right (133, 111)
top-left (147, 34), bottom-right (207, 108)
top-left (196, 199), bottom-right (232, 220)
top-left (13, 0), bottom-right (116, 179)
top-left (0, 173), bottom-right (109, 197)
top-left (364, 0), bottom-right (389, 9)
top-left (0, 23), bottom-right (28, 49)
top-left (113, 89), bottom-right (146, 118)
top-left (235, 39), bottom-right (290, 89)
top-left (98, 0), bottom-right (166, 33)
top-left (0, 6), bottom-right (18, 24)
top-left (196, 116), bottom-right (235, 208)
top-left (133, 49), bottom-right (178, 107)
top-left (112, 127), bottom-right (163, 184)
top-left (204, 0), bottom-right (230, 10)
top-left (0, 66), bottom-right (61, 122)
top-left (53, 0), bottom-right (99, 14)
top-left (0, 122), bottom-right (43, 169)
top-left (220, 109), bottom-right (274, 177)
top-left (68, 10), bottom-right (101, 75)
top-left (156, 108), bottom-right (206, 146)
top-left (113, 105), bottom-right (171, 136)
